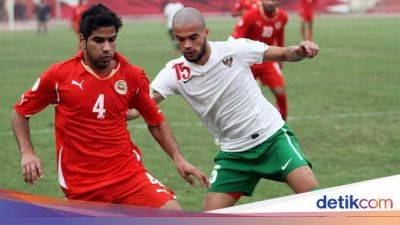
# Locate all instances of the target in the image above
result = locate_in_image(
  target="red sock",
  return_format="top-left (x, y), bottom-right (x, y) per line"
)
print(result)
top-left (276, 93), bottom-right (288, 120)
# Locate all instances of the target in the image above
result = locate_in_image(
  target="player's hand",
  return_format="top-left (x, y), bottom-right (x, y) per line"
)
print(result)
top-left (126, 108), bottom-right (141, 121)
top-left (175, 159), bottom-right (210, 189)
top-left (21, 152), bottom-right (44, 185)
top-left (295, 41), bottom-right (319, 59)
top-left (279, 62), bottom-right (284, 69)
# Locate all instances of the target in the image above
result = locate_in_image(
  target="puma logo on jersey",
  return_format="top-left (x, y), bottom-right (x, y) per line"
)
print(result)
top-left (19, 94), bottom-right (28, 105)
top-left (71, 80), bottom-right (84, 90)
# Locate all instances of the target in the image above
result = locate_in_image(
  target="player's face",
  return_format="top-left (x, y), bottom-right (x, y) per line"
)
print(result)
top-left (82, 26), bottom-right (117, 70)
top-left (173, 22), bottom-right (209, 63)
top-left (262, 0), bottom-right (278, 13)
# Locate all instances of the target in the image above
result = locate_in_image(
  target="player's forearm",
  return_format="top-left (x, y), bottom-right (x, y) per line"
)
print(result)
top-left (263, 46), bottom-right (305, 63)
top-left (126, 92), bottom-right (165, 121)
top-left (11, 111), bottom-right (35, 155)
top-left (284, 46), bottom-right (306, 62)
top-left (152, 91), bottom-right (165, 104)
top-left (148, 121), bottom-right (186, 162)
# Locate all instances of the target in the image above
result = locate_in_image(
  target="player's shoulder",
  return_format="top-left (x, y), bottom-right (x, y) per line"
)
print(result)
top-left (277, 9), bottom-right (288, 19)
top-left (278, 8), bottom-right (288, 16)
top-left (225, 37), bottom-right (258, 49)
top-left (114, 52), bottom-right (144, 75)
top-left (243, 7), bottom-right (259, 18)
top-left (48, 54), bottom-right (82, 75)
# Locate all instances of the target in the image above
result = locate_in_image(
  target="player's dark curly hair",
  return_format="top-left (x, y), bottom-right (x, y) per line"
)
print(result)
top-left (79, 4), bottom-right (123, 40)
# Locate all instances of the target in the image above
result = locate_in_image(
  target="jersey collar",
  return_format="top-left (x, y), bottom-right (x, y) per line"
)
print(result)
top-left (76, 51), bottom-right (126, 80)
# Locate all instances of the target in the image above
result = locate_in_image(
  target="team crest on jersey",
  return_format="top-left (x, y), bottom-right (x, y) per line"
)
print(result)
top-left (114, 80), bottom-right (127, 95)
top-left (222, 57), bottom-right (233, 68)
top-left (275, 22), bottom-right (282, 30)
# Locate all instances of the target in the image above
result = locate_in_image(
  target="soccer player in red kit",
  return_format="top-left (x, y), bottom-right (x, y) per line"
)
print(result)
top-left (11, 4), bottom-right (209, 210)
top-left (298, 0), bottom-right (317, 41)
top-left (72, 0), bottom-right (87, 35)
top-left (232, 0), bottom-right (289, 120)
top-left (232, 0), bottom-right (259, 17)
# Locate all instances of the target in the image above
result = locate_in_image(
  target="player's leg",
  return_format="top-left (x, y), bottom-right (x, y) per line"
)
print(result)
top-left (203, 192), bottom-right (240, 211)
top-left (259, 63), bottom-right (288, 120)
top-left (160, 199), bottom-right (182, 210)
top-left (306, 20), bottom-right (313, 41)
top-left (255, 125), bottom-right (319, 192)
top-left (300, 21), bottom-right (306, 40)
top-left (276, 125), bottom-right (319, 192)
top-left (286, 165), bottom-right (319, 193)
top-left (203, 156), bottom-right (260, 211)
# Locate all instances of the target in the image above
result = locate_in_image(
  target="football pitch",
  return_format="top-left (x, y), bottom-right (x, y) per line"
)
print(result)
top-left (0, 15), bottom-right (399, 211)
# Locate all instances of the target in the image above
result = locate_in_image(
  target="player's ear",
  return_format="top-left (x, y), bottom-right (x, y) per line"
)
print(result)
top-left (79, 34), bottom-right (86, 50)
top-left (205, 28), bottom-right (210, 36)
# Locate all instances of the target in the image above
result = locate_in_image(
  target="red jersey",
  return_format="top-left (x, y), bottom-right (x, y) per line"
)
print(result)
top-left (72, 4), bottom-right (87, 34)
top-left (232, 8), bottom-right (288, 47)
top-left (14, 52), bottom-right (164, 194)
top-left (233, 0), bottom-right (259, 15)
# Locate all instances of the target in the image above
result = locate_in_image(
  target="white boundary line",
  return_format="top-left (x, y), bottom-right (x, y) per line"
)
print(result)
top-left (3, 110), bottom-right (400, 135)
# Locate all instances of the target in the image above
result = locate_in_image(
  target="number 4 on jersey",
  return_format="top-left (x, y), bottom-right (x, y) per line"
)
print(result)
top-left (93, 94), bottom-right (106, 119)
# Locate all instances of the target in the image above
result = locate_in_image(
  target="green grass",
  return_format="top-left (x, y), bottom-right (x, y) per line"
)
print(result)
top-left (0, 16), bottom-right (399, 211)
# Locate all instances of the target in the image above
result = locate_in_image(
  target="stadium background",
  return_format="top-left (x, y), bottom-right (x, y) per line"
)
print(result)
top-left (0, 0), bottom-right (399, 211)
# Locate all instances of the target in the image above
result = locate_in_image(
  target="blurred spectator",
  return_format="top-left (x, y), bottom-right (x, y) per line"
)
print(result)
top-left (0, 0), bottom-right (7, 22)
top-left (163, 0), bottom-right (184, 52)
top-left (35, 0), bottom-right (51, 34)
top-left (14, 0), bottom-right (27, 21)
top-left (72, 0), bottom-right (88, 35)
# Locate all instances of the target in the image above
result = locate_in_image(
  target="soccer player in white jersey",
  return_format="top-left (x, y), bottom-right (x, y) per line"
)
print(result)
top-left (128, 7), bottom-right (320, 211)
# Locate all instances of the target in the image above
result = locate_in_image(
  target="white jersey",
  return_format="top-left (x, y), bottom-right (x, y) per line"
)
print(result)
top-left (163, 2), bottom-right (184, 29)
top-left (151, 38), bottom-right (284, 152)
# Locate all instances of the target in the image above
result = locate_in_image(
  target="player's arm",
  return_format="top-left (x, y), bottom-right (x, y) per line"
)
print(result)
top-left (147, 121), bottom-right (210, 188)
top-left (263, 41), bottom-right (319, 62)
top-left (126, 92), bottom-right (164, 120)
top-left (130, 72), bottom-right (209, 188)
top-left (12, 64), bottom-right (57, 185)
top-left (11, 111), bottom-right (44, 185)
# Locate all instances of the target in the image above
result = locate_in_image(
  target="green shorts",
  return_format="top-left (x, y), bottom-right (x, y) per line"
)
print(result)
top-left (208, 124), bottom-right (312, 196)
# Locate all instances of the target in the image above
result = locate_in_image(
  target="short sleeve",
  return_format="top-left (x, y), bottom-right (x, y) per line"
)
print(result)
top-left (14, 64), bottom-right (58, 117)
top-left (229, 38), bottom-right (269, 66)
top-left (150, 67), bottom-right (179, 99)
top-left (128, 69), bottom-right (165, 126)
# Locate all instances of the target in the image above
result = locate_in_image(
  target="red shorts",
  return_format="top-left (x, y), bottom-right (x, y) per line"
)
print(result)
top-left (65, 166), bottom-right (176, 208)
top-left (299, 10), bottom-right (313, 22)
top-left (251, 62), bottom-right (285, 88)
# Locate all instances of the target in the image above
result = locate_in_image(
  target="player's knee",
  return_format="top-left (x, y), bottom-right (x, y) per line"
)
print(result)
top-left (203, 192), bottom-right (238, 211)
top-left (160, 199), bottom-right (182, 210)
top-left (286, 166), bottom-right (319, 193)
